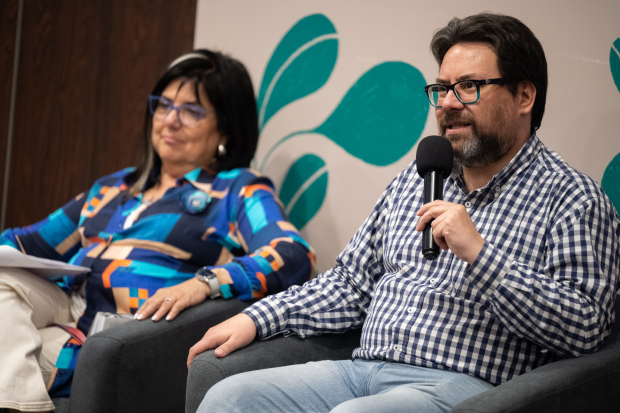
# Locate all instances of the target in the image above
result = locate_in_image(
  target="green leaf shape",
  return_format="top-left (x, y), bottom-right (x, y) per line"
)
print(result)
top-left (314, 62), bottom-right (428, 166)
top-left (279, 154), bottom-right (328, 230)
top-left (257, 14), bottom-right (338, 129)
top-left (602, 152), bottom-right (620, 213)
top-left (611, 38), bottom-right (620, 93)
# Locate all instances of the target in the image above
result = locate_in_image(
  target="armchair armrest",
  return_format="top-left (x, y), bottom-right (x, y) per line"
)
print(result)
top-left (68, 298), bottom-right (255, 413)
top-left (452, 295), bottom-right (620, 413)
top-left (185, 329), bottom-right (362, 413)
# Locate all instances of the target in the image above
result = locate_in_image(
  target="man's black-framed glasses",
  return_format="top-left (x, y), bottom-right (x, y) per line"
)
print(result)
top-left (424, 78), bottom-right (507, 108)
top-left (148, 95), bottom-right (207, 127)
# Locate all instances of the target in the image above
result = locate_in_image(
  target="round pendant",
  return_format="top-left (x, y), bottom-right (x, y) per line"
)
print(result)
top-left (181, 190), bottom-right (211, 214)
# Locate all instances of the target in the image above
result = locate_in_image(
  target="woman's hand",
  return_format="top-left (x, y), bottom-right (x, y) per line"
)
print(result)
top-left (135, 277), bottom-right (211, 321)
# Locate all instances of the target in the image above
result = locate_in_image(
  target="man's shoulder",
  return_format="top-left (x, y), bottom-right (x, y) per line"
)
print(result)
top-left (536, 146), bottom-right (604, 201)
top-left (391, 161), bottom-right (423, 190)
top-left (531, 146), bottom-right (612, 222)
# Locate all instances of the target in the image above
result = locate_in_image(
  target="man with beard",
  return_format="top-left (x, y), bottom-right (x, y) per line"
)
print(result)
top-left (189, 13), bottom-right (620, 413)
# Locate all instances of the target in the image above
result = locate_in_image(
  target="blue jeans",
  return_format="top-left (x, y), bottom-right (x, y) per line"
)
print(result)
top-left (198, 358), bottom-right (494, 413)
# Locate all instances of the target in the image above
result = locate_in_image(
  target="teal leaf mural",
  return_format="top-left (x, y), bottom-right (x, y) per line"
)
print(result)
top-left (604, 38), bottom-right (620, 213)
top-left (611, 38), bottom-right (620, 93)
top-left (279, 154), bottom-right (328, 230)
top-left (260, 62), bottom-right (428, 170)
top-left (258, 14), bottom-right (429, 231)
top-left (315, 62), bottom-right (428, 166)
top-left (602, 153), bottom-right (620, 213)
top-left (257, 14), bottom-right (338, 130)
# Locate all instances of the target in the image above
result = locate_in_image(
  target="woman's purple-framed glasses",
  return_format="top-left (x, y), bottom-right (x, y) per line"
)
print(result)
top-left (148, 95), bottom-right (207, 127)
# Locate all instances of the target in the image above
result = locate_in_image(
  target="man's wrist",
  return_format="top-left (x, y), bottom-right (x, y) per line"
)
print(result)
top-left (465, 238), bottom-right (485, 265)
top-left (465, 241), bottom-right (509, 298)
top-left (243, 297), bottom-right (290, 339)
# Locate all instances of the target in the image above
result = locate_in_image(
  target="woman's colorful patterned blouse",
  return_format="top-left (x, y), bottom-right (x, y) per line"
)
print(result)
top-left (0, 166), bottom-right (314, 335)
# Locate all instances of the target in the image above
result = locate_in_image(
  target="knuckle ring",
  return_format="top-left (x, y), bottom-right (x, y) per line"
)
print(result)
top-left (164, 297), bottom-right (174, 303)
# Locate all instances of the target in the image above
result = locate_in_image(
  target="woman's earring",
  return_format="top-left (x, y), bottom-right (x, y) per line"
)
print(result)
top-left (217, 144), bottom-right (227, 157)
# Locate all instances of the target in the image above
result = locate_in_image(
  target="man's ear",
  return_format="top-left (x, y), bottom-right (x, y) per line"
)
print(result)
top-left (518, 81), bottom-right (536, 115)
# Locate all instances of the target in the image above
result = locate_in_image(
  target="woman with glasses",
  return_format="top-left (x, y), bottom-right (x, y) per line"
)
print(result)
top-left (0, 49), bottom-right (314, 412)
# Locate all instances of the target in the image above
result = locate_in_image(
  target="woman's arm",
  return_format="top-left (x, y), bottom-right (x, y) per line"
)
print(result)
top-left (0, 192), bottom-right (87, 262)
top-left (134, 171), bottom-right (315, 321)
top-left (208, 174), bottom-right (315, 300)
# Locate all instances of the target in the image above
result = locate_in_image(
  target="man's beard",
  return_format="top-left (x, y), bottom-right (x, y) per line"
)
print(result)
top-left (439, 108), bottom-right (515, 169)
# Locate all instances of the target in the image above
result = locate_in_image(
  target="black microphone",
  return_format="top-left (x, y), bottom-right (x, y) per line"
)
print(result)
top-left (416, 135), bottom-right (454, 260)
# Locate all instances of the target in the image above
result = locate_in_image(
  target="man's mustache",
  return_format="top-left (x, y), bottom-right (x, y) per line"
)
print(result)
top-left (439, 113), bottom-right (476, 131)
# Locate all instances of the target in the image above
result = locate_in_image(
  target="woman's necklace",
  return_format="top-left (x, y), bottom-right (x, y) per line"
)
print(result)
top-left (142, 183), bottom-right (164, 205)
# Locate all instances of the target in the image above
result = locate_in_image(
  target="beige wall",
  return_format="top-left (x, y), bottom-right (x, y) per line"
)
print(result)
top-left (195, 0), bottom-right (620, 272)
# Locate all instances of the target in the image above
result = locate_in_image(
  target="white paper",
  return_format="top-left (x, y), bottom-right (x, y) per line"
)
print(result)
top-left (0, 245), bottom-right (91, 278)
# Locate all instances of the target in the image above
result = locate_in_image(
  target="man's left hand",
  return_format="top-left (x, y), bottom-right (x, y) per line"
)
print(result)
top-left (416, 200), bottom-right (484, 265)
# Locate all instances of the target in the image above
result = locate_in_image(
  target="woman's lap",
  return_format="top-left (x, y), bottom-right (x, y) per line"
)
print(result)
top-left (199, 358), bottom-right (494, 413)
top-left (0, 267), bottom-right (73, 327)
top-left (0, 267), bottom-right (73, 411)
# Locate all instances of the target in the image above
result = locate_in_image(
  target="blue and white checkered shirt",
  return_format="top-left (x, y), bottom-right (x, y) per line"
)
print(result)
top-left (244, 135), bottom-right (620, 385)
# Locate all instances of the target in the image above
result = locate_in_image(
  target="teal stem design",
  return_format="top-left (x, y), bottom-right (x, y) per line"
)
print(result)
top-left (611, 38), bottom-right (620, 93)
top-left (259, 33), bottom-right (338, 131)
top-left (256, 13), bottom-right (338, 131)
top-left (279, 153), bottom-right (328, 230)
top-left (259, 129), bottom-right (314, 172)
top-left (284, 164), bottom-right (328, 216)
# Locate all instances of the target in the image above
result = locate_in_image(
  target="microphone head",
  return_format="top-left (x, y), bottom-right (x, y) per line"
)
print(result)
top-left (416, 135), bottom-right (454, 178)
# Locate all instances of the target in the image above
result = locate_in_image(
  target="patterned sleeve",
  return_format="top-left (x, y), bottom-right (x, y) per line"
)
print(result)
top-left (241, 169), bottom-right (403, 338)
top-left (0, 192), bottom-right (87, 262)
top-left (467, 192), bottom-right (620, 357)
top-left (200, 173), bottom-right (315, 301)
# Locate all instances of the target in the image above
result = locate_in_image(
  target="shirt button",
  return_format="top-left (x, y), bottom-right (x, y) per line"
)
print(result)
top-left (407, 307), bottom-right (414, 314)
top-left (465, 201), bottom-right (472, 208)
top-left (430, 278), bottom-right (437, 284)
top-left (300, 333), bottom-right (305, 338)
top-left (494, 186), bottom-right (501, 193)
top-left (270, 323), bottom-right (276, 329)
top-left (393, 344), bottom-right (401, 351)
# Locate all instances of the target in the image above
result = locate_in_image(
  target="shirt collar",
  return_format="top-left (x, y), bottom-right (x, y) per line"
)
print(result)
top-left (183, 167), bottom-right (202, 183)
top-left (182, 167), bottom-right (216, 188)
top-left (449, 133), bottom-right (543, 194)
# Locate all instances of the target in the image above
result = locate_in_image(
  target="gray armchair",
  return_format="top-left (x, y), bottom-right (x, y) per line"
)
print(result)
top-left (52, 298), bottom-right (255, 413)
top-left (185, 295), bottom-right (620, 413)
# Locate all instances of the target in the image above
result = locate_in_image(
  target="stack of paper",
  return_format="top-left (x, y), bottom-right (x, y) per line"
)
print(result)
top-left (0, 245), bottom-right (90, 278)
